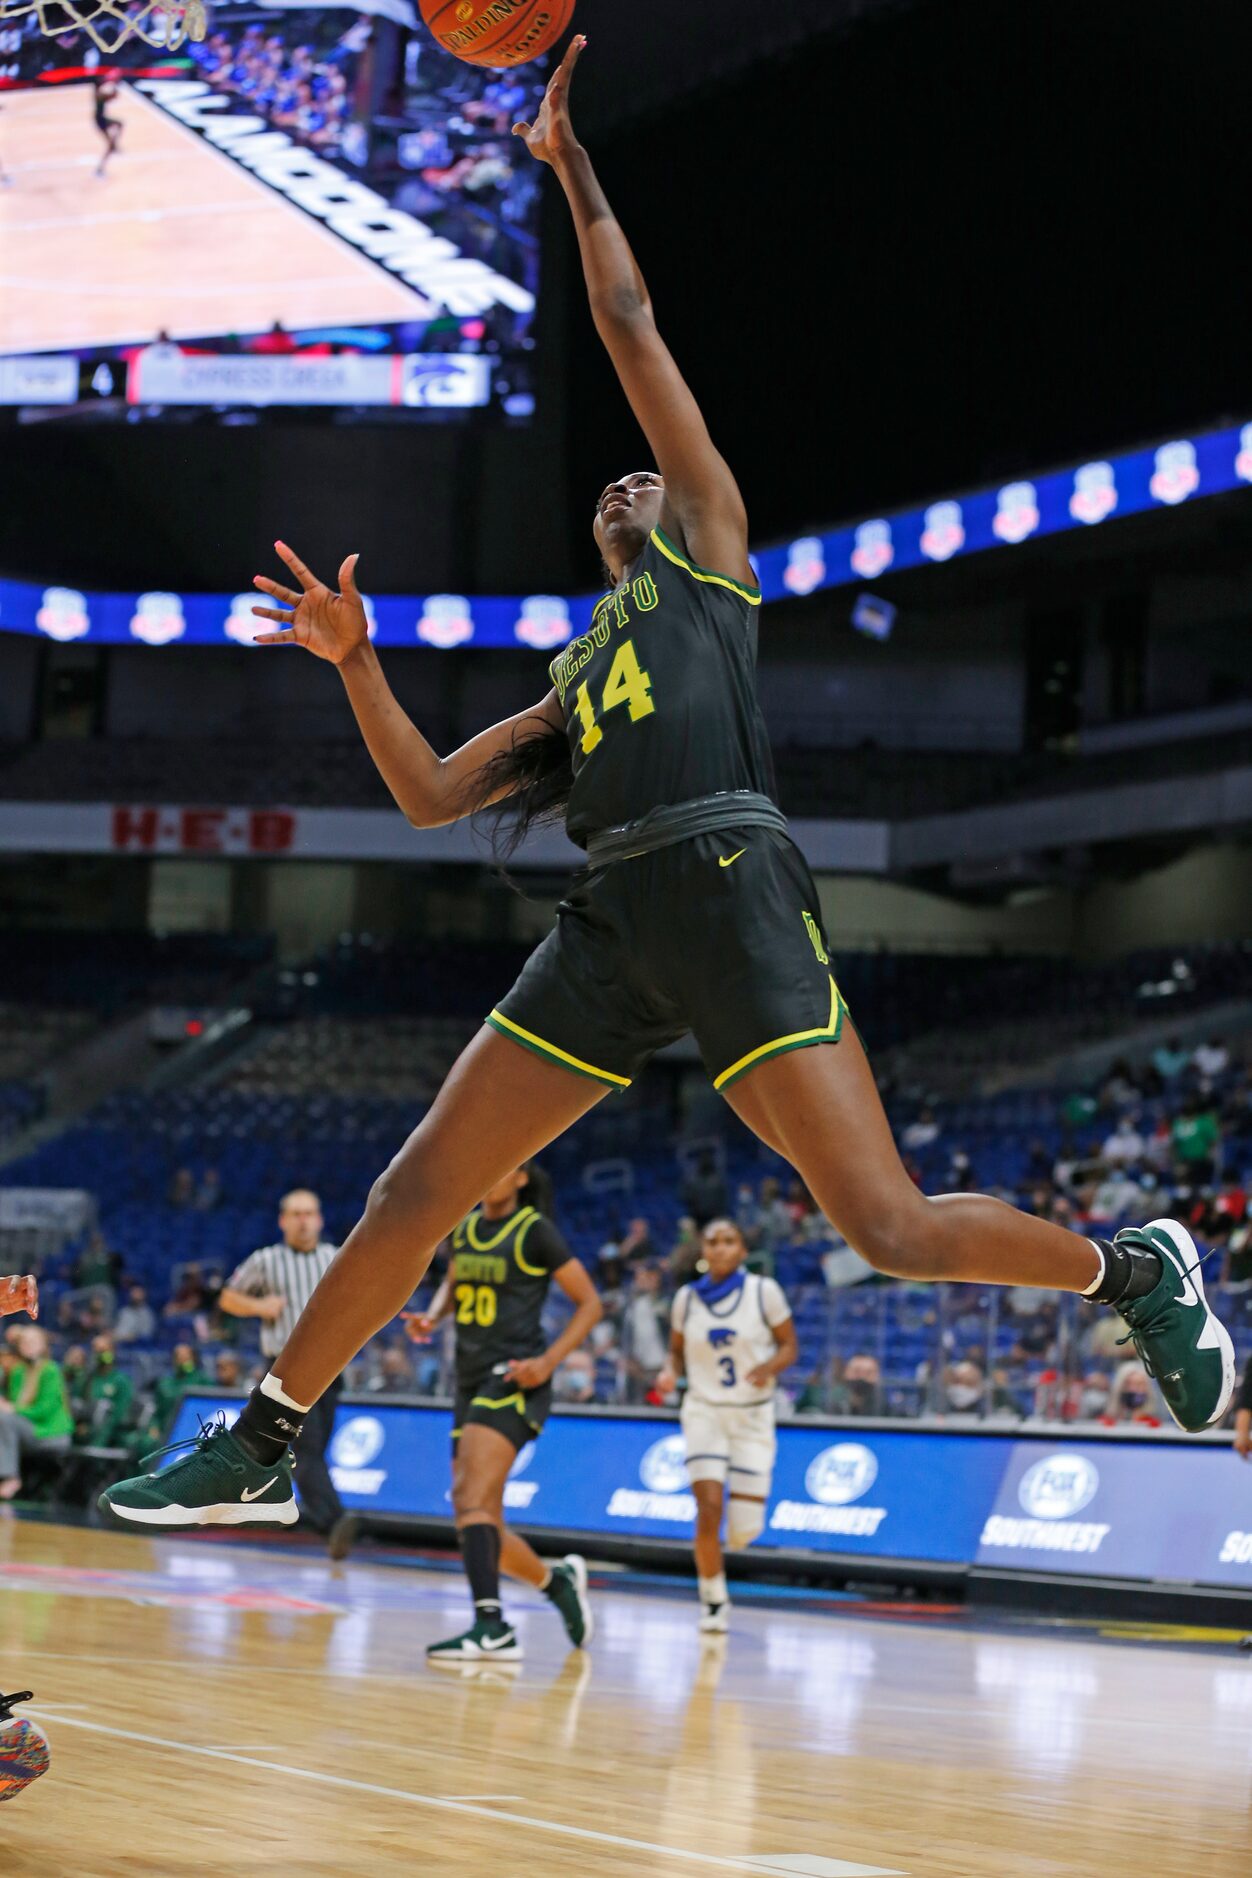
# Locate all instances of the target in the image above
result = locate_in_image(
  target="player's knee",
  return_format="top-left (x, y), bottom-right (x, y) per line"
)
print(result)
top-left (364, 1158), bottom-right (424, 1239)
top-left (850, 1196), bottom-right (954, 1281)
top-left (451, 1478), bottom-right (493, 1521)
top-left (694, 1493), bottom-right (723, 1534)
top-left (727, 1498), bottom-right (765, 1550)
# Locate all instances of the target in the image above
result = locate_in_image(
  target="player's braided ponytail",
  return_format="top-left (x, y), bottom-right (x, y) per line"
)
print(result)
top-left (460, 713), bottom-right (573, 865)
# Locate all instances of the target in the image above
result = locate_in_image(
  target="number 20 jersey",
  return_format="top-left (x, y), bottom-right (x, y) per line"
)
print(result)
top-left (448, 1205), bottom-right (572, 1389)
top-left (674, 1272), bottom-right (793, 1408)
top-left (549, 527), bottom-right (776, 848)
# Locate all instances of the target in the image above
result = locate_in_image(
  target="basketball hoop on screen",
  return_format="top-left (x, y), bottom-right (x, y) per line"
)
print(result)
top-left (0, 0), bottom-right (206, 53)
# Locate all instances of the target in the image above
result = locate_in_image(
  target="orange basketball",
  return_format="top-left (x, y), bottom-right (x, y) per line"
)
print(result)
top-left (419, 0), bottom-right (576, 69)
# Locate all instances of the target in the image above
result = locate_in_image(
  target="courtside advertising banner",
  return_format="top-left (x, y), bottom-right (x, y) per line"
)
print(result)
top-left (169, 1397), bottom-right (1252, 1587)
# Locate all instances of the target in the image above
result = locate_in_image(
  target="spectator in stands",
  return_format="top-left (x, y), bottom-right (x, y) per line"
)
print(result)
top-left (192, 1168), bottom-right (222, 1212)
top-left (0, 1326), bottom-right (73, 1498)
top-left (1172, 1095), bottom-right (1220, 1183)
top-left (81, 1334), bottom-right (134, 1447)
top-left (1100, 1060), bottom-right (1142, 1110)
top-left (1078, 1370), bottom-right (1112, 1420)
top-left (114, 1284), bottom-right (156, 1345)
top-left (1051, 1138), bottom-right (1082, 1194)
top-left (667, 1215), bottom-right (701, 1288)
top-left (1194, 1036), bottom-right (1230, 1081)
top-left (620, 1263), bottom-right (669, 1403)
top-left (1152, 1037), bottom-right (1189, 1083)
top-left (682, 1150), bottom-right (728, 1228)
top-left (784, 1177), bottom-right (816, 1230)
top-left (74, 1230), bottom-right (120, 1294)
top-left (756, 1177), bottom-right (792, 1249)
top-left (943, 1359), bottom-right (985, 1416)
top-left (57, 1291), bottom-right (110, 1338)
top-left (60, 1345), bottom-right (88, 1426)
top-left (214, 1352), bottom-right (244, 1392)
top-left (946, 1149), bottom-right (976, 1193)
top-left (839, 1353), bottom-right (884, 1417)
top-left (1100, 1361), bottom-right (1161, 1427)
top-left (1222, 1217), bottom-right (1252, 1291)
top-left (735, 1182), bottom-right (766, 1249)
top-left (1088, 1164), bottom-right (1145, 1226)
top-left (363, 1344), bottom-right (415, 1396)
top-left (164, 1264), bottom-right (207, 1323)
top-left (142, 1343), bottom-right (211, 1448)
top-left (552, 1347), bottom-right (596, 1403)
top-left (167, 1167), bottom-right (195, 1209)
top-left (1101, 1115), bottom-right (1145, 1168)
top-left (617, 1217), bottom-right (656, 1267)
top-left (901, 1106), bottom-right (940, 1151)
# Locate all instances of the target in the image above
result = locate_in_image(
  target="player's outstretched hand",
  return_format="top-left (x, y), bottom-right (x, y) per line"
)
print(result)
top-left (512, 34), bottom-right (585, 166)
top-left (252, 543), bottom-right (370, 664)
top-left (401, 1312), bottom-right (436, 1344)
top-left (0, 1275), bottom-right (37, 1319)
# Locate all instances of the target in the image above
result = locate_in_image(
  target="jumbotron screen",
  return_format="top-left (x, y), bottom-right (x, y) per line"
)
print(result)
top-left (0, 1), bottom-right (545, 417)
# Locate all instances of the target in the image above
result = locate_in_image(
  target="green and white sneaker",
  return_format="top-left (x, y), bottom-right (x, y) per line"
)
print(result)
top-left (427, 1618), bottom-right (522, 1664)
top-left (1113, 1219), bottom-right (1236, 1432)
top-left (98, 1418), bottom-right (297, 1529)
top-left (545, 1555), bottom-right (594, 1648)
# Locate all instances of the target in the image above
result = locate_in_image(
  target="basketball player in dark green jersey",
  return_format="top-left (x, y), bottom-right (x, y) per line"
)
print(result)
top-left (102, 36), bottom-right (1233, 1535)
top-left (402, 1164), bottom-right (601, 1661)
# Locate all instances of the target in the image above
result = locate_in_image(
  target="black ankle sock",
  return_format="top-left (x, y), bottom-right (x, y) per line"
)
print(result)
top-left (235, 1386), bottom-right (305, 1466)
top-left (460, 1522), bottom-right (502, 1620)
top-left (1089, 1238), bottom-right (1164, 1306)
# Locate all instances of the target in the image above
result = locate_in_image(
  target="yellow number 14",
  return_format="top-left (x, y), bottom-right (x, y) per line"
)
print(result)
top-left (573, 638), bottom-right (655, 755)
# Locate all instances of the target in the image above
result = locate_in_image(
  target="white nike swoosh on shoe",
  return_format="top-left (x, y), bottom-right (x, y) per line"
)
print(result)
top-left (240, 1478), bottom-right (278, 1502)
top-left (478, 1633), bottom-right (516, 1653)
top-left (1150, 1227), bottom-right (1200, 1306)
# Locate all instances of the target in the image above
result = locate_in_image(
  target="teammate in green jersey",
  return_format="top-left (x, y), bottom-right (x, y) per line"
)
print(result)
top-left (101, 37), bottom-right (1233, 1537)
top-left (403, 1164), bottom-right (601, 1662)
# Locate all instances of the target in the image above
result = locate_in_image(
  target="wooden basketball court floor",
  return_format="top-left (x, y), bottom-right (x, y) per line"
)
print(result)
top-left (0, 84), bottom-right (428, 354)
top-left (4, 1519), bottom-right (1251, 1876)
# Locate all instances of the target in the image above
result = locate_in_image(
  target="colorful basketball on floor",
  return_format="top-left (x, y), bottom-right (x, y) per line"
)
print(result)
top-left (0, 1705), bottom-right (50, 1802)
top-left (418, 0), bottom-right (576, 68)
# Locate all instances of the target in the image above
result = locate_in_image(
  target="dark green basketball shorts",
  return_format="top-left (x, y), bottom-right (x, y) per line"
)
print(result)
top-left (487, 826), bottom-right (848, 1094)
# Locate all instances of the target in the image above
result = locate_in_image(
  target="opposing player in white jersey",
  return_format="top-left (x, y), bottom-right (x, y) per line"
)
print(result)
top-left (659, 1218), bottom-right (797, 1632)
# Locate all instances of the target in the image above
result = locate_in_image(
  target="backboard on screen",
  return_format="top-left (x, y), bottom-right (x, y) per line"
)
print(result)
top-left (0, 0), bottom-right (545, 418)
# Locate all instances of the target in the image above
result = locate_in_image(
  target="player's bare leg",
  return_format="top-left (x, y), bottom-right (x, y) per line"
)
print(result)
top-left (692, 1479), bottom-right (731, 1632)
top-left (725, 1025), bottom-right (1235, 1429)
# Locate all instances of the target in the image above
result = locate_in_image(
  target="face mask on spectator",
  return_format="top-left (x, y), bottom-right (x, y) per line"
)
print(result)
top-left (947, 1384), bottom-right (982, 1409)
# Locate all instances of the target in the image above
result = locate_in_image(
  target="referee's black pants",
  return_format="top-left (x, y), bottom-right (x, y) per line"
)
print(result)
top-left (292, 1374), bottom-right (345, 1535)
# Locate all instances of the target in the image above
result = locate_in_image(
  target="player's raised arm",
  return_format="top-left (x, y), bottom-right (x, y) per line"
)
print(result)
top-left (251, 542), bottom-right (564, 828)
top-left (513, 39), bottom-right (752, 588)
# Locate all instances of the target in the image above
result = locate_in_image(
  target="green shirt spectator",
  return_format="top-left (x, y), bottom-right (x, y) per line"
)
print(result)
top-left (146, 1345), bottom-right (211, 1444)
top-left (82, 1336), bottom-right (134, 1446)
top-left (1172, 1105), bottom-right (1219, 1167)
top-left (7, 1357), bottom-right (73, 1441)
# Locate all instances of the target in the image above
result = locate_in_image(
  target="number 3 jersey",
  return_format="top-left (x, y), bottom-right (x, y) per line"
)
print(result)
top-left (447, 1205), bottom-right (572, 1389)
top-left (549, 527), bottom-right (775, 848)
top-left (673, 1271), bottom-right (793, 1408)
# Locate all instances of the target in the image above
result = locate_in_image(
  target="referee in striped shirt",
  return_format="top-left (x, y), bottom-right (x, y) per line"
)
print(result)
top-left (221, 1189), bottom-right (356, 1559)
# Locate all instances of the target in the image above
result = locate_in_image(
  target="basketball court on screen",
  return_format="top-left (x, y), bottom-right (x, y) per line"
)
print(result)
top-left (0, 82), bottom-right (429, 355)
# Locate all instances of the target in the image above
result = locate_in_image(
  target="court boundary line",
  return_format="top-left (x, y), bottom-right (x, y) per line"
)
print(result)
top-left (0, 82), bottom-right (428, 356)
top-left (37, 1711), bottom-right (906, 1878)
top-left (122, 80), bottom-right (433, 314)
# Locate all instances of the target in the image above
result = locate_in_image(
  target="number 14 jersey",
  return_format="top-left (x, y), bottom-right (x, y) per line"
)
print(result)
top-left (549, 527), bottom-right (775, 849)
